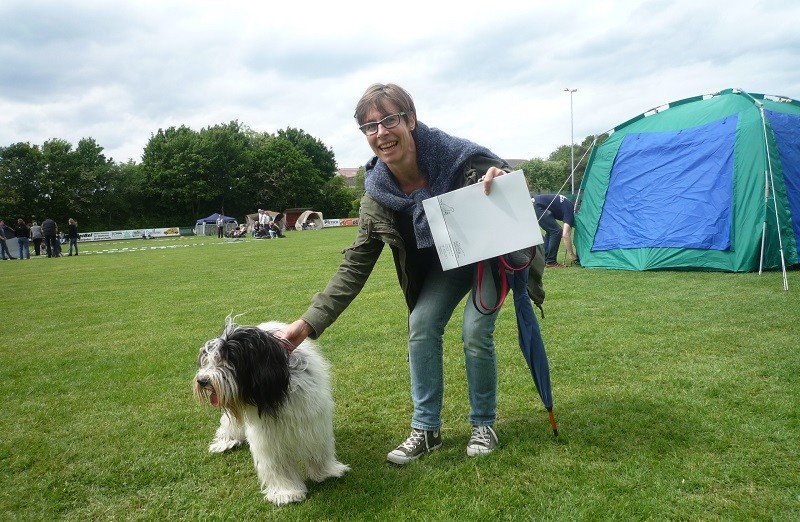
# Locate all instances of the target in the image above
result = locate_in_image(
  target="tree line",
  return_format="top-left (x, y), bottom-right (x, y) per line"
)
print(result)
top-left (1, 119), bottom-right (601, 232)
top-left (0, 122), bottom-right (354, 232)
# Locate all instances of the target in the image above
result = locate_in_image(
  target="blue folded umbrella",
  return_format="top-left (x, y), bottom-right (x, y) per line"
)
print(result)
top-left (507, 254), bottom-right (558, 436)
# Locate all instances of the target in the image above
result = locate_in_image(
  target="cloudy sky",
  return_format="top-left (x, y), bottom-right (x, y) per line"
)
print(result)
top-left (2, 0), bottom-right (799, 169)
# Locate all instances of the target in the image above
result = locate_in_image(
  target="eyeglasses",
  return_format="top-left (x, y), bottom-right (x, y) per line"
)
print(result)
top-left (358, 112), bottom-right (406, 136)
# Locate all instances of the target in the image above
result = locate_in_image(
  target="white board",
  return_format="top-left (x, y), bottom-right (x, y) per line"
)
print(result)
top-left (422, 170), bottom-right (543, 270)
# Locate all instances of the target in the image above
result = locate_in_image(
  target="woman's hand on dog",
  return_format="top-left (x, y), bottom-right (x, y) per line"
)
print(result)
top-left (278, 319), bottom-right (314, 352)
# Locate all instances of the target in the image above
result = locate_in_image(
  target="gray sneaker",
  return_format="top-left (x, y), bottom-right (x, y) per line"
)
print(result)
top-left (387, 428), bottom-right (442, 465)
top-left (466, 425), bottom-right (498, 456)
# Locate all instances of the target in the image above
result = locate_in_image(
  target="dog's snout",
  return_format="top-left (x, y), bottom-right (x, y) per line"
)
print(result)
top-left (197, 376), bottom-right (210, 387)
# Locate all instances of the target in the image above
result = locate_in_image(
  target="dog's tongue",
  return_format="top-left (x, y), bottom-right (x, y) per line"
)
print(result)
top-left (210, 391), bottom-right (219, 408)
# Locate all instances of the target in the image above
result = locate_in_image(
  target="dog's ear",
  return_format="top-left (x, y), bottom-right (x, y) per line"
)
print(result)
top-left (225, 327), bottom-right (291, 418)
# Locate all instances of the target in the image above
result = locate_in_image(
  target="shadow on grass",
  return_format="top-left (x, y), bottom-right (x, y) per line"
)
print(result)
top-left (541, 392), bottom-right (707, 458)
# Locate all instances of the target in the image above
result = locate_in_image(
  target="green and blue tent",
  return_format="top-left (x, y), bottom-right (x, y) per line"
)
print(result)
top-left (575, 88), bottom-right (799, 287)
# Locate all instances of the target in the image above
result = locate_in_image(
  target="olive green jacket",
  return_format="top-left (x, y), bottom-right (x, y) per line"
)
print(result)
top-left (300, 155), bottom-right (546, 338)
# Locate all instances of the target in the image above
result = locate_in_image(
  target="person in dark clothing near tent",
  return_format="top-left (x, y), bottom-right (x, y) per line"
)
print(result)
top-left (0, 220), bottom-right (15, 259)
top-left (533, 194), bottom-right (578, 268)
top-left (41, 217), bottom-right (59, 258)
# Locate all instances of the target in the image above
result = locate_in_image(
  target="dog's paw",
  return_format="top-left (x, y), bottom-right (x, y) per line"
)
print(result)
top-left (265, 488), bottom-right (307, 506)
top-left (307, 460), bottom-right (350, 482)
top-left (330, 462), bottom-right (351, 478)
top-left (208, 437), bottom-right (243, 453)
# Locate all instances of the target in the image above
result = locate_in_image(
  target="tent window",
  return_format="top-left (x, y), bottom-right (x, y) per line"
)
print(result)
top-left (766, 110), bottom-right (800, 257)
top-left (592, 115), bottom-right (736, 251)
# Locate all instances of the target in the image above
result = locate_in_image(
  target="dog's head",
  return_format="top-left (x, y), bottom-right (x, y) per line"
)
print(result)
top-left (194, 321), bottom-right (291, 422)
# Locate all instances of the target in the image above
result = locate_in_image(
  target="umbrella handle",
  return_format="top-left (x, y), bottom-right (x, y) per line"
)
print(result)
top-left (548, 409), bottom-right (558, 437)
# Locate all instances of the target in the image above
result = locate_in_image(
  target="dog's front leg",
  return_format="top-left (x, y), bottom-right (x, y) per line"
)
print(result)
top-left (208, 410), bottom-right (246, 453)
top-left (256, 458), bottom-right (308, 505)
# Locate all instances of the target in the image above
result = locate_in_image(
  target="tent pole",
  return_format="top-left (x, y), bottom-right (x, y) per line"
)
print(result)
top-left (759, 221), bottom-right (766, 275)
top-left (758, 105), bottom-right (789, 290)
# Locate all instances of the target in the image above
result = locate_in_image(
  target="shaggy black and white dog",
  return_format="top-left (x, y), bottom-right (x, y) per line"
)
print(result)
top-left (194, 319), bottom-right (349, 505)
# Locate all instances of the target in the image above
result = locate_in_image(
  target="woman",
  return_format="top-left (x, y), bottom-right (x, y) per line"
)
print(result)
top-left (280, 83), bottom-right (510, 465)
top-left (30, 221), bottom-right (44, 256)
top-left (14, 218), bottom-right (31, 259)
top-left (68, 218), bottom-right (79, 256)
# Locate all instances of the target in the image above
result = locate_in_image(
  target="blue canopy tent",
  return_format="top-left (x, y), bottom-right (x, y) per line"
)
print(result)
top-left (194, 213), bottom-right (238, 236)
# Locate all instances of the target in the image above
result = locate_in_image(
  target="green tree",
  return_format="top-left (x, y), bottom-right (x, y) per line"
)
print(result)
top-left (3, 138), bottom-right (118, 230)
top-left (547, 134), bottom-right (607, 192)
top-left (141, 125), bottom-right (209, 223)
top-left (277, 127), bottom-right (338, 180)
top-left (195, 121), bottom-right (252, 218)
top-left (249, 134), bottom-right (324, 211)
top-left (95, 161), bottom-right (149, 229)
top-left (320, 175), bottom-right (355, 218)
top-left (0, 142), bottom-right (44, 220)
top-left (519, 158), bottom-right (567, 194)
top-left (40, 138), bottom-right (84, 222)
top-left (247, 129), bottom-right (353, 217)
top-left (72, 137), bottom-right (114, 227)
top-left (140, 124), bottom-right (346, 223)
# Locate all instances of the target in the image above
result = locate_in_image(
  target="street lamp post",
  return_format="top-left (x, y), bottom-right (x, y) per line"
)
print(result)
top-left (564, 88), bottom-right (577, 194)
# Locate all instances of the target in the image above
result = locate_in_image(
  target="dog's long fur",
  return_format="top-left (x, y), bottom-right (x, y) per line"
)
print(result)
top-left (194, 320), bottom-right (349, 505)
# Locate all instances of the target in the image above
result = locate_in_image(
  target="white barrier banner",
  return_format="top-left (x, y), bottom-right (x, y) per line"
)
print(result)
top-left (322, 218), bottom-right (359, 228)
top-left (78, 227), bottom-right (180, 242)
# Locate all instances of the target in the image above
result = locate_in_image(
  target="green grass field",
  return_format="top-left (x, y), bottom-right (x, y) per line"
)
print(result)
top-left (1, 228), bottom-right (798, 521)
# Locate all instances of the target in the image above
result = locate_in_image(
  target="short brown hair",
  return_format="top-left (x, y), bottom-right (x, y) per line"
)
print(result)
top-left (354, 83), bottom-right (416, 126)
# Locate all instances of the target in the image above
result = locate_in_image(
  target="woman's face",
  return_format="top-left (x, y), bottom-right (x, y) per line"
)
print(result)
top-left (364, 104), bottom-right (416, 166)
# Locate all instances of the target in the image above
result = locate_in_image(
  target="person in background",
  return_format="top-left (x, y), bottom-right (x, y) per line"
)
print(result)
top-left (68, 218), bottom-right (79, 256)
top-left (41, 217), bottom-right (58, 258)
top-left (532, 193), bottom-right (578, 268)
top-left (216, 214), bottom-right (225, 238)
top-left (30, 221), bottom-right (44, 256)
top-left (14, 218), bottom-right (30, 260)
top-left (0, 220), bottom-right (15, 259)
top-left (268, 220), bottom-right (283, 238)
top-left (258, 209), bottom-right (271, 231)
top-left (279, 83), bottom-right (511, 466)
top-left (231, 223), bottom-right (247, 238)
top-left (55, 232), bottom-right (64, 256)
top-left (252, 222), bottom-right (262, 238)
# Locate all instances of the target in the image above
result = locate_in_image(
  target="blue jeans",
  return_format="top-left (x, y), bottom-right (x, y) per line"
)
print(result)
top-left (536, 207), bottom-right (562, 264)
top-left (17, 237), bottom-right (30, 259)
top-left (407, 263), bottom-right (499, 431)
top-left (69, 238), bottom-right (78, 255)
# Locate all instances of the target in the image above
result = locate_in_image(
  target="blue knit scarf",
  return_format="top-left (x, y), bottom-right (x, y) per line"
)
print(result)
top-left (364, 121), bottom-right (500, 248)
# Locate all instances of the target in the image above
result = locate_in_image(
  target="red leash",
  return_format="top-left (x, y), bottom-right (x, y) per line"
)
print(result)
top-left (474, 249), bottom-right (533, 314)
